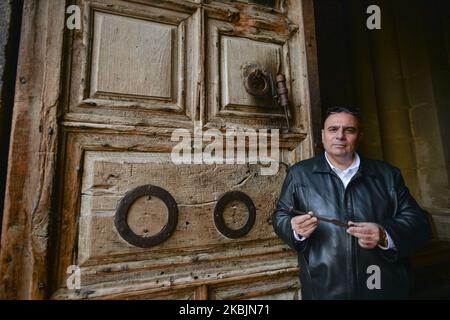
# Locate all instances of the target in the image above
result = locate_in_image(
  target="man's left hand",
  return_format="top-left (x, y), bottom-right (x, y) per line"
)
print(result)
top-left (346, 221), bottom-right (384, 249)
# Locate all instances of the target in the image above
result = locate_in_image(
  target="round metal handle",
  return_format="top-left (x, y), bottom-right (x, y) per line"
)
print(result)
top-left (242, 63), bottom-right (271, 97)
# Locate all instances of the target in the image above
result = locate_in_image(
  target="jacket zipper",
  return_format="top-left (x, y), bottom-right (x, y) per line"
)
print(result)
top-left (346, 174), bottom-right (362, 299)
top-left (330, 171), bottom-right (357, 299)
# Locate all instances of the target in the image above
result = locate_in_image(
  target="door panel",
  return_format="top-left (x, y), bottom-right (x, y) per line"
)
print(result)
top-left (206, 4), bottom-right (294, 127)
top-left (209, 271), bottom-right (300, 300)
top-left (220, 36), bottom-right (282, 111)
top-left (1, 0), bottom-right (315, 299)
top-left (66, 0), bottom-right (198, 126)
top-left (90, 12), bottom-right (178, 102)
top-left (53, 129), bottom-right (296, 298)
top-left (77, 149), bottom-right (287, 266)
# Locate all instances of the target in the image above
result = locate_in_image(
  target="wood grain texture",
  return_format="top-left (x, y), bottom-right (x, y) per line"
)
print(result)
top-left (66, 0), bottom-right (195, 120)
top-left (90, 12), bottom-right (176, 100)
top-left (50, 130), bottom-right (299, 299)
top-left (221, 36), bottom-right (281, 109)
top-left (210, 270), bottom-right (300, 300)
top-left (300, 0), bottom-right (322, 156)
top-left (204, 0), bottom-right (311, 140)
top-left (77, 151), bottom-right (286, 265)
top-left (0, 0), bottom-right (66, 299)
top-left (51, 250), bottom-right (298, 299)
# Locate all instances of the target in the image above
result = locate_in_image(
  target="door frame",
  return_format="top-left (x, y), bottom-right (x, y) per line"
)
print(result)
top-left (0, 0), bottom-right (65, 299)
top-left (0, 0), bottom-right (24, 242)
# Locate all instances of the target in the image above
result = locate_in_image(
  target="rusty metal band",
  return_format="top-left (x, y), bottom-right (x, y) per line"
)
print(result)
top-left (114, 184), bottom-right (178, 248)
top-left (214, 191), bottom-right (256, 239)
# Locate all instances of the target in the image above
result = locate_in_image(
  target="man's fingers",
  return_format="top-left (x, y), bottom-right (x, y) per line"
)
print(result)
top-left (359, 239), bottom-right (372, 246)
top-left (358, 239), bottom-right (377, 249)
top-left (295, 222), bottom-right (318, 237)
top-left (300, 217), bottom-right (318, 229)
top-left (292, 215), bottom-right (317, 228)
top-left (299, 223), bottom-right (319, 238)
top-left (291, 214), bottom-right (314, 224)
top-left (303, 222), bottom-right (318, 233)
top-left (293, 212), bottom-right (319, 238)
top-left (291, 212), bottom-right (318, 238)
top-left (348, 222), bottom-right (379, 233)
top-left (347, 225), bottom-right (371, 234)
top-left (347, 222), bottom-right (380, 243)
top-left (347, 231), bottom-right (376, 241)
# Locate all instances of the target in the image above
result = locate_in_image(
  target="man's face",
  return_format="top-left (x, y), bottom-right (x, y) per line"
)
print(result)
top-left (321, 112), bottom-right (362, 159)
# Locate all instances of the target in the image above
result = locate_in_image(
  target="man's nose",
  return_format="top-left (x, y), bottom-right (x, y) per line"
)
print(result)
top-left (336, 128), bottom-right (345, 139)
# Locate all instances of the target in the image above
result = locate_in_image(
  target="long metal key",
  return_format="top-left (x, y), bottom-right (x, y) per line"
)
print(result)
top-left (282, 207), bottom-right (350, 228)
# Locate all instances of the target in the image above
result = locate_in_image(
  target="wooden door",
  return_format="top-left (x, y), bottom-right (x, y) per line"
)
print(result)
top-left (0, 0), bottom-right (319, 299)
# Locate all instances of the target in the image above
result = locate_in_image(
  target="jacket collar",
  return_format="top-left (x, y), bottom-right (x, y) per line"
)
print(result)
top-left (312, 152), bottom-right (377, 177)
top-left (312, 152), bottom-right (333, 173)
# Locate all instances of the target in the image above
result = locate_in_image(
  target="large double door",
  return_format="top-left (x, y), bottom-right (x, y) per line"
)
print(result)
top-left (0, 0), bottom-right (317, 299)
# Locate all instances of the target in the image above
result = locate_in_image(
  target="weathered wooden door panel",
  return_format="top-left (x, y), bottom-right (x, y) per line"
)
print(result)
top-left (209, 271), bottom-right (300, 300)
top-left (66, 0), bottom-right (199, 127)
top-left (1, 0), bottom-right (317, 299)
top-left (205, 1), bottom-right (307, 130)
top-left (52, 130), bottom-right (299, 299)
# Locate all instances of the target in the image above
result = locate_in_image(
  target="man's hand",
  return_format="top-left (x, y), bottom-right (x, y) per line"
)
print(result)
top-left (291, 212), bottom-right (319, 239)
top-left (346, 221), bottom-right (384, 249)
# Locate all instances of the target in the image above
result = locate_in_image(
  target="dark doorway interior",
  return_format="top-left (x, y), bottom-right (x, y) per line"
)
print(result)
top-left (0, 0), bottom-right (24, 237)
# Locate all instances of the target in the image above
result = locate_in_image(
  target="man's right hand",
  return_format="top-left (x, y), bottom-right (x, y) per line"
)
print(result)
top-left (291, 212), bottom-right (319, 238)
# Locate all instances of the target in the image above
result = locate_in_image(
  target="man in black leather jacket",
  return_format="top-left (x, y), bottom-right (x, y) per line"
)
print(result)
top-left (272, 106), bottom-right (430, 299)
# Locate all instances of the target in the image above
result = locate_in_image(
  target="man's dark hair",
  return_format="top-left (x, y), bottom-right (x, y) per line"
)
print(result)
top-left (323, 106), bottom-right (362, 126)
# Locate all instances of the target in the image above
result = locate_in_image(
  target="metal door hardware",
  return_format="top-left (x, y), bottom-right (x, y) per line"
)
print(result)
top-left (214, 191), bottom-right (256, 239)
top-left (115, 185), bottom-right (178, 248)
top-left (275, 74), bottom-right (290, 133)
top-left (242, 63), bottom-right (272, 98)
top-left (242, 63), bottom-right (291, 132)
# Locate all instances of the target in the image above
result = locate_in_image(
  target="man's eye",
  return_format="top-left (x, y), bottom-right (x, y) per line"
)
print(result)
top-left (345, 128), bottom-right (357, 133)
top-left (328, 128), bottom-right (337, 132)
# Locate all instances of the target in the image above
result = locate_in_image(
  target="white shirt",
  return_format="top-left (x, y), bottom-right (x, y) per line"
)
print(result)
top-left (325, 152), bottom-right (360, 189)
top-left (293, 152), bottom-right (395, 250)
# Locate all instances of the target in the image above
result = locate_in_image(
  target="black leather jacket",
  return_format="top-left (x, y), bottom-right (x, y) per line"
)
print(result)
top-left (272, 153), bottom-right (430, 299)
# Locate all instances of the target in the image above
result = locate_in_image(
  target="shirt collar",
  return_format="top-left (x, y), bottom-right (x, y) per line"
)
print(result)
top-left (324, 152), bottom-right (360, 174)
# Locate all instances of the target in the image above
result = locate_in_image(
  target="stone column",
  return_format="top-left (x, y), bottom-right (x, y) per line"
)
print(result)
top-left (395, 0), bottom-right (450, 238)
top-left (367, 0), bottom-right (420, 198)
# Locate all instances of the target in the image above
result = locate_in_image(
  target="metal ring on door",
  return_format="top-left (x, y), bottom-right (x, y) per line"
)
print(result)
top-left (114, 184), bottom-right (178, 248)
top-left (214, 191), bottom-right (256, 239)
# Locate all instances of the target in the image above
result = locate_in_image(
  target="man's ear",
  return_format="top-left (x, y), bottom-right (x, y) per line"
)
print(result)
top-left (321, 129), bottom-right (324, 143)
